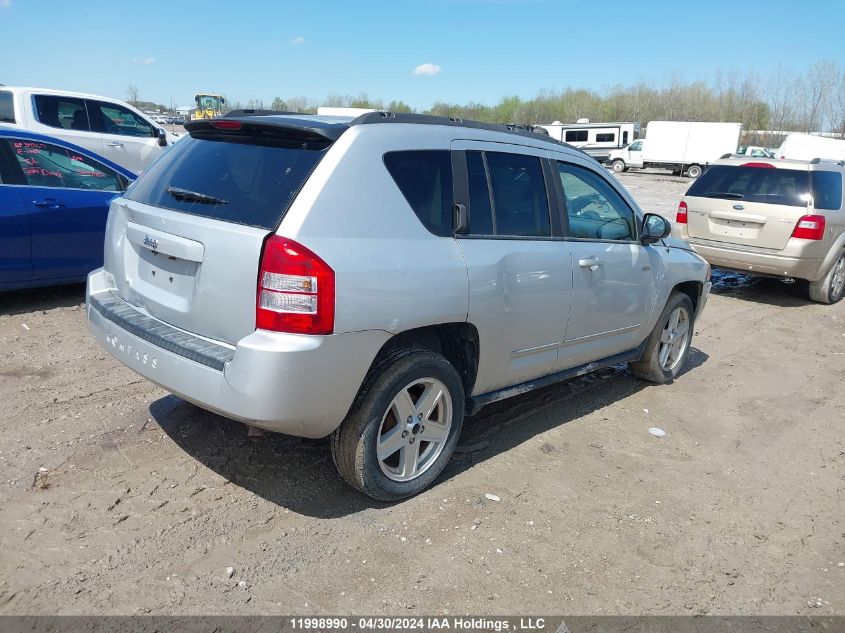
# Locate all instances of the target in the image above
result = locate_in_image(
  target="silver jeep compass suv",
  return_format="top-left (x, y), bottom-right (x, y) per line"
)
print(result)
top-left (86, 112), bottom-right (711, 500)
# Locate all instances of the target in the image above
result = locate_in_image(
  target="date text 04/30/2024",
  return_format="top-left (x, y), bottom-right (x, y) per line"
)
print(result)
top-left (289, 617), bottom-right (549, 631)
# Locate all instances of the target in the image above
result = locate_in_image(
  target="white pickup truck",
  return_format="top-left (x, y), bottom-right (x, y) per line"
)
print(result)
top-left (608, 121), bottom-right (741, 178)
top-left (0, 86), bottom-right (179, 173)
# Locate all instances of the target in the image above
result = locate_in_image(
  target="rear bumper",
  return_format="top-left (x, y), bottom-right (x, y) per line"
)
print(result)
top-left (683, 239), bottom-right (826, 281)
top-left (86, 268), bottom-right (390, 437)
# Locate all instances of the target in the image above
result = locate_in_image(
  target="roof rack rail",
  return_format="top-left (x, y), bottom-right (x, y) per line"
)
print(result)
top-left (224, 109), bottom-right (300, 118)
top-left (348, 111), bottom-right (571, 148)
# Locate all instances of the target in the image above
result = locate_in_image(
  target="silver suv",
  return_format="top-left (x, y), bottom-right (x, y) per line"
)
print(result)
top-left (86, 112), bottom-right (711, 500)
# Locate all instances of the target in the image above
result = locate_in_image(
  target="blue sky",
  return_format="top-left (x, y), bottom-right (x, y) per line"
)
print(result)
top-left (1, 0), bottom-right (843, 110)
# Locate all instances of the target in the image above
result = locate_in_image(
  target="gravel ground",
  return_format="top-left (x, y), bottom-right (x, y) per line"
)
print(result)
top-left (0, 172), bottom-right (843, 616)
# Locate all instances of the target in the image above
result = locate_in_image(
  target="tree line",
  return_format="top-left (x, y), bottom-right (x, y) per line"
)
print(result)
top-left (140, 60), bottom-right (845, 141)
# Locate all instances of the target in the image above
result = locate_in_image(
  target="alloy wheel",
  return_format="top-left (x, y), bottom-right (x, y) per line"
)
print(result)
top-left (377, 378), bottom-right (453, 483)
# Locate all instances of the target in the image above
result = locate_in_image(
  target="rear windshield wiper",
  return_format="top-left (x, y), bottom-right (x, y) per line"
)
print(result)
top-left (704, 192), bottom-right (744, 199)
top-left (166, 186), bottom-right (227, 205)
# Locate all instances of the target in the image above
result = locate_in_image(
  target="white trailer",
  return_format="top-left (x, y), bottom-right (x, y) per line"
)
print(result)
top-left (776, 133), bottom-right (845, 161)
top-left (608, 121), bottom-right (741, 178)
top-left (536, 121), bottom-right (640, 162)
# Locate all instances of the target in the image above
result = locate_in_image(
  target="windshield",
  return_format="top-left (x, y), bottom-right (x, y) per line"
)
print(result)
top-left (197, 95), bottom-right (224, 110)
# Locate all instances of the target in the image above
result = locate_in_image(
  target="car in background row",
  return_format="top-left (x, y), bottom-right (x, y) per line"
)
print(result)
top-left (0, 87), bottom-right (180, 173)
top-left (736, 145), bottom-right (774, 158)
top-left (86, 111), bottom-right (710, 500)
top-left (0, 128), bottom-right (136, 291)
top-left (673, 157), bottom-right (845, 304)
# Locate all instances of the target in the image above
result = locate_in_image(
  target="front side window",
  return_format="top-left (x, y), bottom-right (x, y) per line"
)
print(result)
top-left (7, 139), bottom-right (123, 191)
top-left (0, 91), bottom-right (14, 123)
top-left (89, 100), bottom-right (154, 138)
top-left (565, 130), bottom-right (588, 143)
top-left (384, 150), bottom-right (454, 236)
top-left (629, 140), bottom-right (643, 151)
top-left (557, 162), bottom-right (636, 241)
top-left (596, 133), bottom-right (615, 143)
top-left (33, 94), bottom-right (89, 131)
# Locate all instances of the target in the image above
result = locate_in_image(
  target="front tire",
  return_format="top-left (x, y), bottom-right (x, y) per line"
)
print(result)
top-left (331, 348), bottom-right (464, 501)
top-left (629, 292), bottom-right (695, 384)
top-left (611, 159), bottom-right (626, 173)
top-left (808, 251), bottom-right (845, 304)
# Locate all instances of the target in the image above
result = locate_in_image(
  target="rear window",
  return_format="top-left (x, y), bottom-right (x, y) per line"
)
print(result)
top-left (125, 134), bottom-right (325, 230)
top-left (688, 165), bottom-right (842, 210)
top-left (0, 91), bottom-right (14, 123)
top-left (384, 151), bottom-right (454, 236)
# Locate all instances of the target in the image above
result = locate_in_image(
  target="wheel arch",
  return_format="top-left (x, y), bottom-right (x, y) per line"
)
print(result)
top-left (672, 279), bottom-right (704, 316)
top-left (363, 322), bottom-right (480, 413)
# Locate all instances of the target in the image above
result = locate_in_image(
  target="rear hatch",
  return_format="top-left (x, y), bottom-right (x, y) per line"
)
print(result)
top-left (102, 117), bottom-right (341, 345)
top-left (684, 162), bottom-right (811, 250)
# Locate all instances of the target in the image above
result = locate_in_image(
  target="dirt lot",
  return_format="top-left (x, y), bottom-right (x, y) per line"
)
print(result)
top-left (0, 172), bottom-right (843, 616)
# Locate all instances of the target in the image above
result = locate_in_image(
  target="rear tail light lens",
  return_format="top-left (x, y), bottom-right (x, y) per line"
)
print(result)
top-left (256, 236), bottom-right (335, 334)
top-left (676, 201), bottom-right (688, 224)
top-left (791, 215), bottom-right (826, 240)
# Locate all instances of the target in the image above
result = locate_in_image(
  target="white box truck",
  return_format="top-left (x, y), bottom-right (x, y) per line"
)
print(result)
top-left (776, 133), bottom-right (845, 161)
top-left (607, 121), bottom-right (741, 178)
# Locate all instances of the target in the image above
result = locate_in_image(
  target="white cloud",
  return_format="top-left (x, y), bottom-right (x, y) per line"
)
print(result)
top-left (413, 63), bottom-right (442, 76)
top-left (130, 56), bottom-right (156, 65)
top-left (290, 36), bottom-right (305, 46)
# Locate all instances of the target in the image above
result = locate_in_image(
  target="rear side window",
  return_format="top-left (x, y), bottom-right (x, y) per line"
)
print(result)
top-left (486, 152), bottom-right (550, 237)
top-left (125, 134), bottom-right (324, 230)
top-left (7, 139), bottom-right (124, 191)
top-left (33, 94), bottom-right (90, 131)
top-left (687, 165), bottom-right (811, 207)
top-left (466, 151), bottom-right (494, 235)
top-left (0, 91), bottom-right (14, 123)
top-left (384, 151), bottom-right (454, 236)
top-left (811, 171), bottom-right (842, 210)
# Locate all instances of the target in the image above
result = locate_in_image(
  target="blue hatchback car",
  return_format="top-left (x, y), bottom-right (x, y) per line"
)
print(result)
top-left (0, 128), bottom-right (136, 291)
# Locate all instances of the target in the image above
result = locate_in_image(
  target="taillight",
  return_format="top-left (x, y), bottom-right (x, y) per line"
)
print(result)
top-left (791, 215), bottom-right (826, 240)
top-left (256, 236), bottom-right (335, 334)
top-left (676, 200), bottom-right (688, 224)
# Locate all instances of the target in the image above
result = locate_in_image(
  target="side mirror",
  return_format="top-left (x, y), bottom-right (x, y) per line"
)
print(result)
top-left (641, 213), bottom-right (671, 245)
top-left (157, 127), bottom-right (168, 147)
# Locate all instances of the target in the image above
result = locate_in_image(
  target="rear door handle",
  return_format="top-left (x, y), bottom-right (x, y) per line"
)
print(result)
top-left (33, 199), bottom-right (66, 209)
top-left (105, 141), bottom-right (124, 147)
top-left (578, 257), bottom-right (601, 271)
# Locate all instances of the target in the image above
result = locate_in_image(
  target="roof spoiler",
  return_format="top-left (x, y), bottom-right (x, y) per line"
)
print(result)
top-left (185, 117), bottom-right (348, 146)
top-left (720, 153), bottom-right (733, 159)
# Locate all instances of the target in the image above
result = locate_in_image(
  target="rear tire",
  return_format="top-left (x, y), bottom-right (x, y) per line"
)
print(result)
top-left (686, 164), bottom-right (702, 178)
top-left (611, 159), bottom-right (626, 173)
top-left (629, 292), bottom-right (695, 384)
top-left (331, 347), bottom-right (464, 501)
top-left (808, 251), bottom-right (845, 304)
